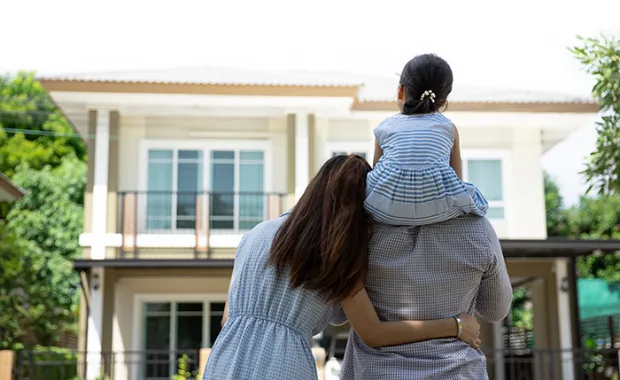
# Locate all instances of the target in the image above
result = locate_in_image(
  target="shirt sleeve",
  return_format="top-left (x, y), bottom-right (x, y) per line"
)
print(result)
top-left (475, 222), bottom-right (513, 323)
top-left (329, 305), bottom-right (348, 326)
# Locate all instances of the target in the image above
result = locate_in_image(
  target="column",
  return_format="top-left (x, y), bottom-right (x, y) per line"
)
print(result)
top-left (295, 112), bottom-right (309, 201)
top-left (555, 259), bottom-right (575, 380)
top-left (492, 322), bottom-right (506, 380)
top-left (87, 109), bottom-right (110, 379)
top-left (91, 109), bottom-right (110, 259)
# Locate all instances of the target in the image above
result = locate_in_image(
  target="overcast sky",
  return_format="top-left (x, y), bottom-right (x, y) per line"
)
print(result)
top-left (2, 0), bottom-right (619, 205)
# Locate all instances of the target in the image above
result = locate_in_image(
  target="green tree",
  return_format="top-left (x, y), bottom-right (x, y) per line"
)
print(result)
top-left (0, 72), bottom-right (86, 348)
top-left (544, 172), bottom-right (569, 237)
top-left (570, 34), bottom-right (620, 195)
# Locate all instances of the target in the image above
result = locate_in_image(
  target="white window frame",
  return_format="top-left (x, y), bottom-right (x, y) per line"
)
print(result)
top-left (132, 293), bottom-right (228, 380)
top-left (138, 139), bottom-right (273, 234)
top-left (325, 141), bottom-right (373, 163)
top-left (461, 149), bottom-right (512, 221)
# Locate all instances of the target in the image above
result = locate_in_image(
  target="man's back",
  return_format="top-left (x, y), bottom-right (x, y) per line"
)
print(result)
top-left (340, 215), bottom-right (512, 380)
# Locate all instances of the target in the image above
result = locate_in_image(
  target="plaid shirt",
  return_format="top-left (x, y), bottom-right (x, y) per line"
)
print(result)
top-left (336, 215), bottom-right (512, 379)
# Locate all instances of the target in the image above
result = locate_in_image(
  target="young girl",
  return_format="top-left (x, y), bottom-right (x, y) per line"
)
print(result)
top-left (203, 155), bottom-right (481, 380)
top-left (365, 54), bottom-right (489, 225)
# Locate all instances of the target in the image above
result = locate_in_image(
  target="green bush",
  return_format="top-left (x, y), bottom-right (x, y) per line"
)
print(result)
top-left (15, 347), bottom-right (77, 380)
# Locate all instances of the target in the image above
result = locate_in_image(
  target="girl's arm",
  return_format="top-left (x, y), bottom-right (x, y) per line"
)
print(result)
top-left (373, 139), bottom-right (383, 167)
top-left (341, 285), bottom-right (480, 349)
top-left (450, 125), bottom-right (463, 180)
top-left (221, 300), bottom-right (229, 327)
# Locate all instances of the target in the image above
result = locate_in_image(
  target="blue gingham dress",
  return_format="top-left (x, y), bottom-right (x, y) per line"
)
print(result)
top-left (365, 113), bottom-right (488, 225)
top-left (202, 215), bottom-right (341, 380)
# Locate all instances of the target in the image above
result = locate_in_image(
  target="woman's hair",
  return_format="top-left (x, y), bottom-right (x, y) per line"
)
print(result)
top-left (399, 53), bottom-right (453, 115)
top-left (267, 154), bottom-right (372, 302)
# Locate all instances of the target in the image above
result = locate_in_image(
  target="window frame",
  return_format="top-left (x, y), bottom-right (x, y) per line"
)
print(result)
top-left (460, 149), bottom-right (512, 221)
top-left (132, 293), bottom-right (228, 380)
top-left (138, 139), bottom-right (273, 233)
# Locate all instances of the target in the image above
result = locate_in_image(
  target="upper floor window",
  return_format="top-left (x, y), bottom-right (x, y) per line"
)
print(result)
top-left (461, 150), bottom-right (510, 220)
top-left (141, 141), bottom-right (269, 233)
top-left (326, 142), bottom-right (372, 162)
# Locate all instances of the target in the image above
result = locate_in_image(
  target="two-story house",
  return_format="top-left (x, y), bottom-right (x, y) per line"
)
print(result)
top-left (40, 66), bottom-right (620, 380)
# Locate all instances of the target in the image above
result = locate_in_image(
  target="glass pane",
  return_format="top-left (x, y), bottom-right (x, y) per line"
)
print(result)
top-left (176, 315), bottom-right (203, 350)
top-left (179, 150), bottom-right (200, 160)
top-left (177, 152), bottom-right (202, 230)
top-left (239, 162), bottom-right (264, 230)
top-left (467, 160), bottom-right (503, 201)
top-left (210, 315), bottom-right (223, 347)
top-left (487, 207), bottom-right (505, 219)
top-left (146, 303), bottom-right (171, 313)
top-left (147, 151), bottom-right (173, 231)
top-left (177, 303), bottom-right (203, 312)
top-left (149, 150), bottom-right (173, 160)
top-left (353, 152), bottom-right (367, 159)
top-left (240, 151), bottom-right (264, 160)
top-left (211, 302), bottom-right (226, 312)
top-left (212, 151), bottom-right (234, 160)
top-left (211, 155), bottom-right (235, 230)
top-left (332, 151), bottom-right (347, 157)
top-left (144, 315), bottom-right (170, 379)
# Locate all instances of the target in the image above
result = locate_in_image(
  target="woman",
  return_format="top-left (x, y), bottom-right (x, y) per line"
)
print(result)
top-left (203, 155), bottom-right (482, 380)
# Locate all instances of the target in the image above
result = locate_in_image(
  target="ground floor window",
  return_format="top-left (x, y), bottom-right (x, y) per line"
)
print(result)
top-left (140, 300), bottom-right (225, 379)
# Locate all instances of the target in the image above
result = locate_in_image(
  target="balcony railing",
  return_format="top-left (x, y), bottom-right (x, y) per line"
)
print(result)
top-left (118, 191), bottom-right (287, 255)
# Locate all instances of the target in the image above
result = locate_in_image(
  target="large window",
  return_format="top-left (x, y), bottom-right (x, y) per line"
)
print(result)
top-left (462, 156), bottom-right (507, 219)
top-left (142, 142), bottom-right (267, 233)
top-left (326, 142), bottom-right (372, 163)
top-left (140, 300), bottom-right (225, 379)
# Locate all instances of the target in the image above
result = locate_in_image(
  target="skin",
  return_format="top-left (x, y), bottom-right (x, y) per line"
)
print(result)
top-left (220, 282), bottom-right (482, 349)
top-left (373, 85), bottom-right (464, 181)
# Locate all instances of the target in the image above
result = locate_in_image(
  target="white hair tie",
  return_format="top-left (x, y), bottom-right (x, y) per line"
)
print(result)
top-left (420, 90), bottom-right (436, 103)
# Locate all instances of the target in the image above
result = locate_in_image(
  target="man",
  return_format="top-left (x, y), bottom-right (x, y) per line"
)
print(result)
top-left (336, 215), bottom-right (513, 379)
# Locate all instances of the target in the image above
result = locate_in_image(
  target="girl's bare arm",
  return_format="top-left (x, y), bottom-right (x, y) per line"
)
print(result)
top-left (373, 140), bottom-right (383, 167)
top-left (450, 125), bottom-right (463, 180)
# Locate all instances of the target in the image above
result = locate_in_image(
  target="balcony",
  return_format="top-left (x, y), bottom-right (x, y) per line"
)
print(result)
top-left (116, 191), bottom-right (287, 258)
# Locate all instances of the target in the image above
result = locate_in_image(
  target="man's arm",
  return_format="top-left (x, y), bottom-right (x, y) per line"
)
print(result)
top-left (475, 224), bottom-right (513, 322)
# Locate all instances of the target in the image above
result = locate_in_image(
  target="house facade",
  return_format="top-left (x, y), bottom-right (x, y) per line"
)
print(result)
top-left (40, 66), bottom-right (607, 380)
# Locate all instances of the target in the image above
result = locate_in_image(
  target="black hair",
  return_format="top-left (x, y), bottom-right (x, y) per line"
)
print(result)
top-left (399, 54), bottom-right (453, 115)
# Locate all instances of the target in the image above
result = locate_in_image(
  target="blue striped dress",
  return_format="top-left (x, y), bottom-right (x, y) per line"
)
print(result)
top-left (365, 113), bottom-right (488, 226)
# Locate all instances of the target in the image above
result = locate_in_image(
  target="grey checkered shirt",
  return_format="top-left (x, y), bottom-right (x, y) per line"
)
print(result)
top-left (335, 214), bottom-right (513, 379)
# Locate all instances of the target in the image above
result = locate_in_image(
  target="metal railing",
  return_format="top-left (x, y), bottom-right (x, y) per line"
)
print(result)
top-left (117, 191), bottom-right (287, 256)
top-left (10, 348), bottom-right (620, 380)
top-left (13, 350), bottom-right (201, 380)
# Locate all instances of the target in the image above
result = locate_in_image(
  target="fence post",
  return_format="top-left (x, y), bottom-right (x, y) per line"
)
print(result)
top-left (198, 348), bottom-right (212, 379)
top-left (0, 351), bottom-right (14, 380)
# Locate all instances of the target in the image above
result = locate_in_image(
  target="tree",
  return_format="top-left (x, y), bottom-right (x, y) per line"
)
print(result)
top-left (544, 172), bottom-right (569, 237)
top-left (0, 72), bottom-right (86, 348)
top-left (570, 35), bottom-right (620, 195)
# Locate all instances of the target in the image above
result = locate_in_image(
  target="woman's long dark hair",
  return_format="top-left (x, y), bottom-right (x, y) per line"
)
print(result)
top-left (267, 154), bottom-right (372, 302)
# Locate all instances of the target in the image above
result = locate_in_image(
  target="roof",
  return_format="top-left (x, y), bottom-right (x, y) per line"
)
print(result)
top-left (39, 65), bottom-right (595, 105)
top-left (0, 172), bottom-right (26, 202)
top-left (72, 238), bottom-right (620, 270)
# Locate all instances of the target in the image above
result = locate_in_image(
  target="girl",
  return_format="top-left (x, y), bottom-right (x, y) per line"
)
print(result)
top-left (203, 155), bottom-right (481, 380)
top-left (365, 54), bottom-right (489, 225)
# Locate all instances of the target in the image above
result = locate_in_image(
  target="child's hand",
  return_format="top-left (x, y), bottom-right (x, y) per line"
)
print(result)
top-left (457, 313), bottom-right (481, 349)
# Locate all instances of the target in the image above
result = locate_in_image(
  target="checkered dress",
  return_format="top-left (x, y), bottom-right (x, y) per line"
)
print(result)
top-left (203, 216), bottom-right (340, 380)
top-left (337, 215), bottom-right (513, 380)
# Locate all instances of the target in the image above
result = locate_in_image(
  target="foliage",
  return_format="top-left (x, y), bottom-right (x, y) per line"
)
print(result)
top-left (0, 72), bottom-right (86, 349)
top-left (510, 287), bottom-right (533, 330)
top-left (544, 172), bottom-right (569, 237)
top-left (570, 34), bottom-right (620, 195)
top-left (173, 354), bottom-right (199, 380)
top-left (13, 347), bottom-right (79, 380)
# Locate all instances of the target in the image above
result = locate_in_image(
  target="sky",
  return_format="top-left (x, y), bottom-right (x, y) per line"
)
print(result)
top-left (2, 0), bottom-right (619, 205)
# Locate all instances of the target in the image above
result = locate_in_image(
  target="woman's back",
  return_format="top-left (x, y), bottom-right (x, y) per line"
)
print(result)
top-left (205, 217), bottom-right (338, 380)
top-left (340, 215), bottom-right (512, 379)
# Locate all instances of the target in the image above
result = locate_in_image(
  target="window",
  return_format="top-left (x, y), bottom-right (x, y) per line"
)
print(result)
top-left (326, 142), bottom-right (372, 163)
top-left (462, 158), bottom-right (505, 219)
top-left (143, 144), bottom-right (266, 232)
top-left (140, 301), bottom-right (225, 379)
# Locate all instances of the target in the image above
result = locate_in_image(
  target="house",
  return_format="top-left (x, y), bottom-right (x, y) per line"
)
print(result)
top-left (0, 172), bottom-right (25, 204)
top-left (40, 66), bottom-right (620, 380)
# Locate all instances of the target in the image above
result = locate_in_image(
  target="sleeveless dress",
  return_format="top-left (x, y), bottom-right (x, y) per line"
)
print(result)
top-left (202, 215), bottom-right (341, 380)
top-left (365, 113), bottom-right (488, 226)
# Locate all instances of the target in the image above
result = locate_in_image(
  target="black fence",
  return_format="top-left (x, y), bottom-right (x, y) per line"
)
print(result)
top-left (13, 350), bottom-right (201, 380)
